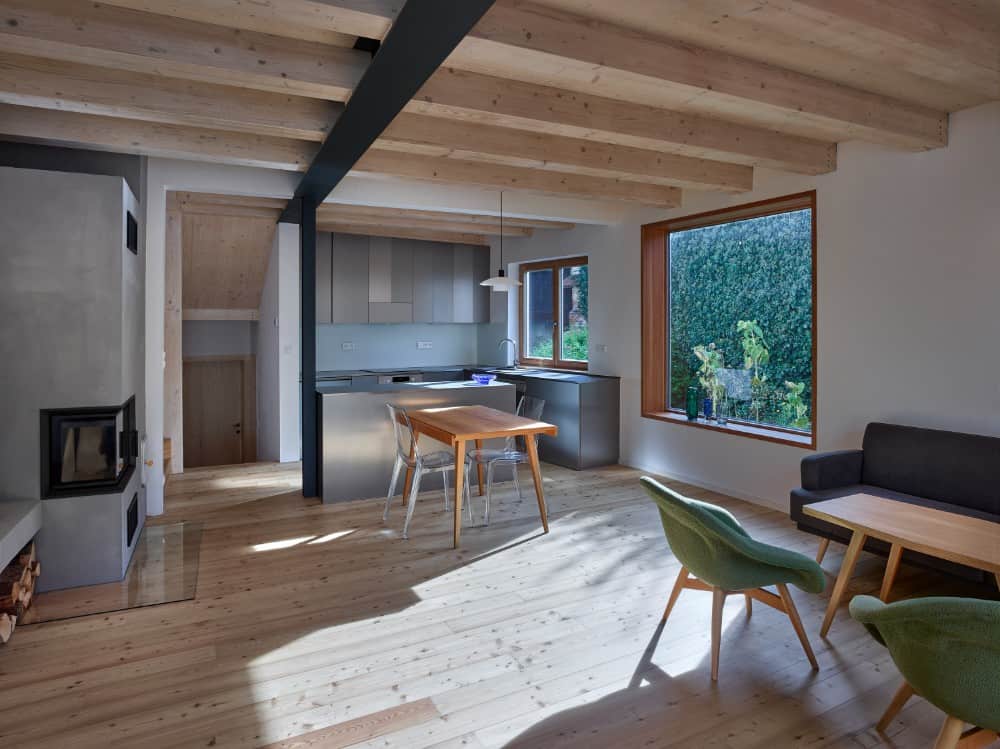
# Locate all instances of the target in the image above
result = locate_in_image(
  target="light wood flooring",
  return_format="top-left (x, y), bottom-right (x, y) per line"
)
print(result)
top-left (0, 462), bottom-right (996, 748)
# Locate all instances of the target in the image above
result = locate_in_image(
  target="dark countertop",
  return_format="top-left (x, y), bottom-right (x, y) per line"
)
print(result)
top-left (317, 380), bottom-right (514, 395)
top-left (316, 365), bottom-right (474, 380)
top-left (317, 365), bottom-right (619, 384)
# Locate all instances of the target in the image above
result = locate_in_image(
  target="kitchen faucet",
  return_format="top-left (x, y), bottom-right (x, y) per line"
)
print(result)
top-left (498, 337), bottom-right (519, 368)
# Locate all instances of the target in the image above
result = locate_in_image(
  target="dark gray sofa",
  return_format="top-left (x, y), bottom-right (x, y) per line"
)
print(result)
top-left (791, 422), bottom-right (1000, 582)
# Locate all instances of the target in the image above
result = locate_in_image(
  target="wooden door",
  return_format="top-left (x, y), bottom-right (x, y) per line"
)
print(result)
top-left (183, 359), bottom-right (244, 468)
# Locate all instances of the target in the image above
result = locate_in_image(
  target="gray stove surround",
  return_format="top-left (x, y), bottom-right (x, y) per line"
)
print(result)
top-left (0, 166), bottom-right (146, 591)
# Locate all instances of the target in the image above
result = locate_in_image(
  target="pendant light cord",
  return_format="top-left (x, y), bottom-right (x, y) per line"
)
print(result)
top-left (499, 190), bottom-right (504, 272)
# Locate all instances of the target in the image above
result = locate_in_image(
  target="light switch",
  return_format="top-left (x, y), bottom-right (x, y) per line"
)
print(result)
top-left (341, 342), bottom-right (357, 351)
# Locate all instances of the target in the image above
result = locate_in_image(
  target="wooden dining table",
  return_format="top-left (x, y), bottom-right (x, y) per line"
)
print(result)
top-left (400, 405), bottom-right (558, 547)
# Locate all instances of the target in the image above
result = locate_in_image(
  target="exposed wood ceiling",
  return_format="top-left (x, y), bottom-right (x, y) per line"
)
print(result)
top-left (1, 0), bottom-right (997, 210)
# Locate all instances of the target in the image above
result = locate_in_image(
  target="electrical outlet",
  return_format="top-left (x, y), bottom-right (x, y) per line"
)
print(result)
top-left (341, 342), bottom-right (357, 351)
top-left (596, 343), bottom-right (608, 353)
top-left (416, 340), bottom-right (433, 350)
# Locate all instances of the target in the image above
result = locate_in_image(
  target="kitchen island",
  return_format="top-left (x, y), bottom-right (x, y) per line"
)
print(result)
top-left (318, 379), bottom-right (516, 503)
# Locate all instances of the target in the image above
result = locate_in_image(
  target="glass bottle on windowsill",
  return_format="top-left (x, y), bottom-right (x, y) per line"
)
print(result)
top-left (685, 386), bottom-right (699, 421)
top-left (716, 398), bottom-right (729, 425)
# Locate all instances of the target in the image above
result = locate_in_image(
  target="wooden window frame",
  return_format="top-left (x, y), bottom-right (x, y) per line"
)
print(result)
top-left (641, 191), bottom-right (817, 450)
top-left (519, 255), bottom-right (589, 371)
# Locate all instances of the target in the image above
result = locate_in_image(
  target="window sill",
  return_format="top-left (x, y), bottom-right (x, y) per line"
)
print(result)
top-left (644, 410), bottom-right (815, 449)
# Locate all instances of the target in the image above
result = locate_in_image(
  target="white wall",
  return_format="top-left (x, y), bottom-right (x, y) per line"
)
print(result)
top-left (182, 320), bottom-right (257, 358)
top-left (502, 101), bottom-right (1000, 510)
top-left (317, 323), bottom-right (484, 370)
top-left (256, 223), bottom-right (301, 463)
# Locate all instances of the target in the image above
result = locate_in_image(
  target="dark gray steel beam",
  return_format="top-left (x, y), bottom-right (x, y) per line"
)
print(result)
top-left (280, 0), bottom-right (495, 219)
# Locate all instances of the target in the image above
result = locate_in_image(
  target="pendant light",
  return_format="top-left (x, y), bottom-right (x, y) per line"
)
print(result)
top-left (481, 190), bottom-right (521, 292)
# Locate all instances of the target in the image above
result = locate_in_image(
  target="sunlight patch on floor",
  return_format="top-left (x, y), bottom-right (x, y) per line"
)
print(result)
top-left (251, 530), bottom-right (358, 552)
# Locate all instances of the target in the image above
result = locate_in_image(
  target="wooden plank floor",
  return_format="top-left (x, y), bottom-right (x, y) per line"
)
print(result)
top-left (1, 462), bottom-right (995, 748)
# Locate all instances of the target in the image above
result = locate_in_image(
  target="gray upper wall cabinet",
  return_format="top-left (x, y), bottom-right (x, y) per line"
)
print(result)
top-left (320, 233), bottom-right (490, 324)
top-left (368, 237), bottom-right (414, 323)
top-left (330, 233), bottom-right (370, 324)
top-left (453, 244), bottom-right (491, 323)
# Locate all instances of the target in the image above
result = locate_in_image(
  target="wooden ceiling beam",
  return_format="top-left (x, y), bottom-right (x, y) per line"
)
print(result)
top-left (317, 204), bottom-right (575, 230)
top-left (379, 113), bottom-right (753, 192)
top-left (412, 69), bottom-right (836, 175)
top-left (170, 195), bottom-right (577, 231)
top-left (94, 0), bottom-right (399, 46)
top-left (0, 0), bottom-right (369, 101)
top-left (314, 210), bottom-right (531, 236)
top-left (0, 53), bottom-right (339, 142)
top-left (354, 148), bottom-right (682, 206)
top-left (183, 308), bottom-right (260, 321)
top-left (0, 105), bottom-right (318, 171)
top-left (453, 1), bottom-right (948, 150)
top-left (790, 0), bottom-right (1000, 85)
top-left (316, 222), bottom-right (491, 246)
top-left (171, 193), bottom-right (289, 211)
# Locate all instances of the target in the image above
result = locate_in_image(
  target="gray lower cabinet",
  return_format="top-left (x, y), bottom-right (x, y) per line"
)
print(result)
top-left (331, 233), bottom-right (370, 324)
top-left (485, 373), bottom-right (620, 469)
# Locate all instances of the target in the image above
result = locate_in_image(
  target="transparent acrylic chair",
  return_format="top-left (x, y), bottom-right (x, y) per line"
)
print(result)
top-left (383, 403), bottom-right (472, 539)
top-left (463, 395), bottom-right (545, 525)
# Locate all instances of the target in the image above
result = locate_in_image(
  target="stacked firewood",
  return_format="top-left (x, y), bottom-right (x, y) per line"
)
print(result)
top-left (0, 542), bottom-right (40, 644)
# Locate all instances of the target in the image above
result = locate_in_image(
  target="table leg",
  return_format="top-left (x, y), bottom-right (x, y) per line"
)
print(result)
top-left (401, 434), bottom-right (417, 505)
top-left (452, 439), bottom-right (467, 548)
top-left (525, 436), bottom-right (549, 533)
top-left (816, 538), bottom-right (831, 564)
top-left (820, 530), bottom-right (867, 638)
top-left (474, 439), bottom-right (485, 496)
top-left (880, 543), bottom-right (903, 602)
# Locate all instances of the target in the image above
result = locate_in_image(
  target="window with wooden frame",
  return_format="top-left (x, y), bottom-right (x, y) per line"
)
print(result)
top-left (641, 191), bottom-right (817, 448)
top-left (519, 256), bottom-right (589, 370)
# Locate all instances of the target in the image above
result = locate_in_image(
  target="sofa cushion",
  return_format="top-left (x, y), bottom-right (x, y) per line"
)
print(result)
top-left (861, 422), bottom-right (1000, 516)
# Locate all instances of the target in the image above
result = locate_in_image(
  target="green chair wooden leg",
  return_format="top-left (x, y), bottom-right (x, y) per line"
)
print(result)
top-left (662, 566), bottom-right (689, 623)
top-left (877, 682), bottom-right (915, 733)
top-left (935, 716), bottom-right (966, 749)
top-left (710, 587), bottom-right (726, 682)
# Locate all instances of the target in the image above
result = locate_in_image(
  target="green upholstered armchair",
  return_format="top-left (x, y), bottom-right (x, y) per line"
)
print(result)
top-left (640, 477), bottom-right (825, 681)
top-left (850, 595), bottom-right (1000, 749)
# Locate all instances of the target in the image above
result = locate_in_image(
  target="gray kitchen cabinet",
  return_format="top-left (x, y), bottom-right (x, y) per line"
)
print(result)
top-left (453, 244), bottom-right (490, 323)
top-left (472, 245), bottom-right (490, 323)
top-left (479, 370), bottom-right (621, 469)
top-left (413, 241), bottom-right (456, 323)
top-left (411, 241), bottom-right (436, 323)
top-left (315, 232), bottom-right (332, 324)
top-left (369, 237), bottom-right (413, 322)
top-left (325, 234), bottom-right (489, 325)
top-left (433, 244), bottom-right (456, 322)
top-left (331, 233), bottom-right (370, 324)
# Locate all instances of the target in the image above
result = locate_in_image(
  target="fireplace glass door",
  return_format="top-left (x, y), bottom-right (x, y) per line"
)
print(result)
top-left (41, 397), bottom-right (136, 498)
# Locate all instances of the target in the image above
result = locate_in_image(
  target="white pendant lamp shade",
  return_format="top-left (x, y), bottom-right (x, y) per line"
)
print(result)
top-left (481, 191), bottom-right (522, 292)
top-left (481, 269), bottom-right (521, 291)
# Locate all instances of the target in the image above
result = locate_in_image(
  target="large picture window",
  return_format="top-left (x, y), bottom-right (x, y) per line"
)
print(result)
top-left (641, 192), bottom-right (816, 448)
top-left (520, 256), bottom-right (589, 369)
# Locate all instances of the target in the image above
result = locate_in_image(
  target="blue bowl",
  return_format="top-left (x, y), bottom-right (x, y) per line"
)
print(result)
top-left (471, 373), bottom-right (496, 385)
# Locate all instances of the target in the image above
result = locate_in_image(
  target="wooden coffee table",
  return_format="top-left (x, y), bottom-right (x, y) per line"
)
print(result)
top-left (804, 494), bottom-right (1000, 637)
